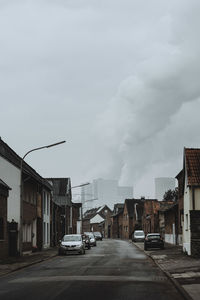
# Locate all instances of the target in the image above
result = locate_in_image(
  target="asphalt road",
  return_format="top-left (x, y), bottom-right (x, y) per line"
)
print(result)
top-left (0, 239), bottom-right (185, 300)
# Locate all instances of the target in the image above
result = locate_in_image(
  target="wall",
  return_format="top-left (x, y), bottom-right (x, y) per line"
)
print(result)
top-left (194, 189), bottom-right (200, 210)
top-left (122, 204), bottom-right (129, 239)
top-left (0, 157), bottom-right (20, 224)
top-left (183, 184), bottom-right (192, 255)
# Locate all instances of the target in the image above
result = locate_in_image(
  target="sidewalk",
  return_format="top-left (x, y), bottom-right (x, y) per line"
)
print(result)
top-left (133, 241), bottom-right (200, 300)
top-left (0, 247), bottom-right (58, 277)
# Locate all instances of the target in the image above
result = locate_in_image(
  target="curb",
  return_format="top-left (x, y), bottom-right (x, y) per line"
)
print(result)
top-left (0, 253), bottom-right (57, 278)
top-left (132, 242), bottom-right (193, 300)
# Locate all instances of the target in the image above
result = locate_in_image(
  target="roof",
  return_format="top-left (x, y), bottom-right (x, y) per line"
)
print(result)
top-left (46, 178), bottom-right (72, 206)
top-left (0, 138), bottom-right (52, 190)
top-left (90, 214), bottom-right (104, 224)
top-left (159, 202), bottom-right (176, 212)
top-left (185, 148), bottom-right (200, 186)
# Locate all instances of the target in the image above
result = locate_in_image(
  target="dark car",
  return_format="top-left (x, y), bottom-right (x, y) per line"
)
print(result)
top-left (93, 232), bottom-right (103, 241)
top-left (82, 234), bottom-right (91, 249)
top-left (144, 233), bottom-right (164, 250)
top-left (84, 232), bottom-right (97, 246)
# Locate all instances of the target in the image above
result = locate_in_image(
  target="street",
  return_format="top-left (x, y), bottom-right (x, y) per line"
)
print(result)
top-left (0, 239), bottom-right (184, 300)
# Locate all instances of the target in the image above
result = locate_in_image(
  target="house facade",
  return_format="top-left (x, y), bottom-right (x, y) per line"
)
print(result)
top-left (142, 199), bottom-right (160, 235)
top-left (182, 148), bottom-right (200, 256)
top-left (46, 178), bottom-right (72, 244)
top-left (122, 199), bottom-right (144, 239)
top-left (0, 138), bottom-right (53, 255)
top-left (111, 204), bottom-right (124, 239)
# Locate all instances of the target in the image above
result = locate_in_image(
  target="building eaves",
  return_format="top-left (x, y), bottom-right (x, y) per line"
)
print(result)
top-left (0, 179), bottom-right (11, 190)
top-left (0, 138), bottom-right (52, 189)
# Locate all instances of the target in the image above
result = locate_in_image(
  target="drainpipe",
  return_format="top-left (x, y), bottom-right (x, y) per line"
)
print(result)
top-left (192, 186), bottom-right (195, 210)
top-left (134, 203), bottom-right (138, 221)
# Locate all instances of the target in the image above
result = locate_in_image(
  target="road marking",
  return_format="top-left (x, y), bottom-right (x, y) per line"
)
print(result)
top-left (10, 275), bottom-right (167, 283)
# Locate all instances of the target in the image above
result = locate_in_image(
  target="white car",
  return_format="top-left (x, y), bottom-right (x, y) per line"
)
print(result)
top-left (58, 234), bottom-right (85, 255)
top-left (132, 230), bottom-right (145, 242)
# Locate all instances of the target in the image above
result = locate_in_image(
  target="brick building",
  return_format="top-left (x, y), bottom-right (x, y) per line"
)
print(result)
top-left (47, 178), bottom-right (72, 245)
top-left (83, 205), bottom-right (112, 237)
top-left (111, 204), bottom-right (124, 239)
top-left (0, 179), bottom-right (11, 259)
top-left (142, 199), bottom-right (160, 235)
top-left (122, 199), bottom-right (144, 239)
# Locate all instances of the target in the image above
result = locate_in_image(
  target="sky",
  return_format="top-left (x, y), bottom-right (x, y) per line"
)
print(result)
top-left (1, 0), bottom-right (200, 199)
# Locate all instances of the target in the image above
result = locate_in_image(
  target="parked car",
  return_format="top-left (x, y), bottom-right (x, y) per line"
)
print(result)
top-left (58, 234), bottom-right (85, 255)
top-left (84, 232), bottom-right (97, 246)
top-left (132, 230), bottom-right (145, 242)
top-left (144, 233), bottom-right (164, 250)
top-left (93, 231), bottom-right (103, 241)
top-left (82, 234), bottom-right (91, 249)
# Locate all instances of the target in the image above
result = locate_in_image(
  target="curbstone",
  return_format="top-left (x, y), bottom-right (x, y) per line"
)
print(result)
top-left (132, 242), bottom-right (193, 300)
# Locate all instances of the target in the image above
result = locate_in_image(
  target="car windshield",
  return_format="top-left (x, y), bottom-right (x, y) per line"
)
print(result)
top-left (63, 235), bottom-right (81, 242)
top-left (135, 232), bottom-right (144, 236)
top-left (94, 232), bottom-right (101, 236)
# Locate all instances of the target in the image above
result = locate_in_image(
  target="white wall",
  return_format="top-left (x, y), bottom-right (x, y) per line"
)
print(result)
top-left (183, 184), bottom-right (192, 255)
top-left (195, 189), bottom-right (200, 210)
top-left (0, 156), bottom-right (20, 224)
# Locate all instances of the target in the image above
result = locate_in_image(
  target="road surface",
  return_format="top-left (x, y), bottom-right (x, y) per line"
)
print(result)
top-left (0, 239), bottom-right (184, 300)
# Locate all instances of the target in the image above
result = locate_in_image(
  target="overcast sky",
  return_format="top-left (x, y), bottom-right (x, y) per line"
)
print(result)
top-left (1, 0), bottom-right (200, 198)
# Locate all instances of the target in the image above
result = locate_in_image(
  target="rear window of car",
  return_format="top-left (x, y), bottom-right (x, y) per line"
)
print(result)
top-left (147, 234), bottom-right (161, 239)
top-left (134, 231), bottom-right (144, 236)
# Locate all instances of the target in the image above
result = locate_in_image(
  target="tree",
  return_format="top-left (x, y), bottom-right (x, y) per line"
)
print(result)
top-left (163, 188), bottom-right (178, 202)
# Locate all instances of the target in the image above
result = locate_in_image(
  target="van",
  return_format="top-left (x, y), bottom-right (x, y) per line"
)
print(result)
top-left (132, 230), bottom-right (145, 242)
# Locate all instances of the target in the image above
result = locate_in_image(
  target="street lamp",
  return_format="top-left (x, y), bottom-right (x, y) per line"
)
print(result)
top-left (19, 140), bottom-right (66, 256)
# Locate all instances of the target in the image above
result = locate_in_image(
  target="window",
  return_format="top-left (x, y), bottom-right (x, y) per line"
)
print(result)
top-left (0, 217), bottom-right (4, 240)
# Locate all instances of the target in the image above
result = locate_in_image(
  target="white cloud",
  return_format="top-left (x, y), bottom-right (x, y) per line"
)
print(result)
top-left (0, 0), bottom-right (200, 197)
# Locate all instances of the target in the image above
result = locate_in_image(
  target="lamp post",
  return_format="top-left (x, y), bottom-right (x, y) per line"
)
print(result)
top-left (19, 140), bottom-right (66, 256)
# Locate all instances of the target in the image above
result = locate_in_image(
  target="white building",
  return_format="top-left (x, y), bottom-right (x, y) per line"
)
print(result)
top-left (155, 177), bottom-right (176, 201)
top-left (81, 178), bottom-right (133, 211)
top-left (182, 148), bottom-right (200, 256)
